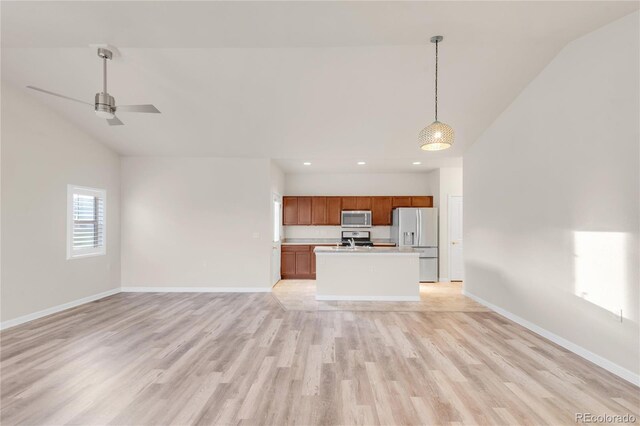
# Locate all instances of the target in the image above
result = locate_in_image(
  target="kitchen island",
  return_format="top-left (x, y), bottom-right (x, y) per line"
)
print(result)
top-left (313, 246), bottom-right (420, 301)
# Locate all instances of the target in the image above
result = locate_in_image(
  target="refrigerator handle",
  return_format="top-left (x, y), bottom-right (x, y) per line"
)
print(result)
top-left (416, 209), bottom-right (421, 246)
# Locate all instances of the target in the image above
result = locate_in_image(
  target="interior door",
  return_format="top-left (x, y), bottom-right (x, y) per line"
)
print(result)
top-left (271, 194), bottom-right (282, 285)
top-left (449, 196), bottom-right (464, 281)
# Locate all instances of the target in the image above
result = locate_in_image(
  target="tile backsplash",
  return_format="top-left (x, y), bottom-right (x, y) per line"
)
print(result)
top-left (283, 226), bottom-right (392, 240)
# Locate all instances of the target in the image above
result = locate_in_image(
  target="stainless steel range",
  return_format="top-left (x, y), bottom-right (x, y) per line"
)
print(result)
top-left (340, 230), bottom-right (374, 247)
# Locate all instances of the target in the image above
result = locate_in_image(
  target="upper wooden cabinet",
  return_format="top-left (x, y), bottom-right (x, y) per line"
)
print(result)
top-left (341, 197), bottom-right (358, 211)
top-left (411, 196), bottom-right (433, 207)
top-left (283, 195), bottom-right (433, 225)
top-left (356, 197), bottom-right (372, 210)
top-left (283, 197), bottom-right (298, 225)
top-left (311, 197), bottom-right (327, 225)
top-left (297, 197), bottom-right (312, 225)
top-left (392, 196), bottom-right (412, 208)
top-left (371, 197), bottom-right (392, 226)
top-left (326, 197), bottom-right (342, 225)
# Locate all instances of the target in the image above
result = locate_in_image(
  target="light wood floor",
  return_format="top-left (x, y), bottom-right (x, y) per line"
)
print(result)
top-left (1, 288), bottom-right (638, 425)
top-left (272, 281), bottom-right (490, 312)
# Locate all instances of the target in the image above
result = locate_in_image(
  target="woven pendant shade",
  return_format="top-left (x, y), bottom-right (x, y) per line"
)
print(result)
top-left (419, 120), bottom-right (454, 151)
top-left (419, 35), bottom-right (454, 151)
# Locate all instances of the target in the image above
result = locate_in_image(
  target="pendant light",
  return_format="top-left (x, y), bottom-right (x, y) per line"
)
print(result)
top-left (419, 35), bottom-right (454, 151)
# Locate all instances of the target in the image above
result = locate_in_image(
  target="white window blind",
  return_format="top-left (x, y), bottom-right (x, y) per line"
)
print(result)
top-left (67, 185), bottom-right (106, 259)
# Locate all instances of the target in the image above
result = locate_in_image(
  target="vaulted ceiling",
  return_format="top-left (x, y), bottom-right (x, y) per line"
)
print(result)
top-left (2, 1), bottom-right (637, 172)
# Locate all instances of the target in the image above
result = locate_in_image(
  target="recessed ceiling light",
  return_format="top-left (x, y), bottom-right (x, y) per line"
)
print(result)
top-left (303, 162), bottom-right (311, 166)
top-left (412, 161), bottom-right (422, 165)
top-left (357, 161), bottom-right (366, 165)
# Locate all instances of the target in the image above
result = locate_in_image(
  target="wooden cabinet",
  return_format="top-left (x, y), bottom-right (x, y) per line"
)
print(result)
top-left (371, 196), bottom-right (392, 225)
top-left (297, 197), bottom-right (312, 225)
top-left (311, 197), bottom-right (327, 225)
top-left (281, 245), bottom-right (311, 279)
top-left (281, 251), bottom-right (296, 276)
top-left (341, 197), bottom-right (358, 211)
top-left (283, 197), bottom-right (298, 225)
top-left (283, 195), bottom-right (433, 225)
top-left (281, 245), bottom-right (328, 279)
top-left (326, 197), bottom-right (342, 225)
top-left (392, 196), bottom-right (412, 208)
top-left (356, 197), bottom-right (372, 210)
top-left (411, 196), bottom-right (433, 207)
top-left (295, 251), bottom-right (311, 275)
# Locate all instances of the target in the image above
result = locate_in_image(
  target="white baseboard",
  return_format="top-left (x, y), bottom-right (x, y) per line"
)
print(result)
top-left (121, 286), bottom-right (272, 293)
top-left (315, 295), bottom-right (420, 302)
top-left (463, 290), bottom-right (640, 387)
top-left (0, 288), bottom-right (121, 331)
top-left (438, 277), bottom-right (451, 283)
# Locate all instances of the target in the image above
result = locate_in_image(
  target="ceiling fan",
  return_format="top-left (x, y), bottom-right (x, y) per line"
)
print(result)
top-left (26, 47), bottom-right (160, 126)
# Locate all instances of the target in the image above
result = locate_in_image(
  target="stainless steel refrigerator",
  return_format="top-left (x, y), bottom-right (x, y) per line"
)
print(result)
top-left (391, 208), bottom-right (438, 282)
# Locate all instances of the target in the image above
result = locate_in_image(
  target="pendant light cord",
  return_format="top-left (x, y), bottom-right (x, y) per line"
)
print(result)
top-left (434, 39), bottom-right (438, 121)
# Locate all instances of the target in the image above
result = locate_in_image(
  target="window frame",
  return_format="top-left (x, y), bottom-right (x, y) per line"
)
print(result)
top-left (67, 185), bottom-right (107, 259)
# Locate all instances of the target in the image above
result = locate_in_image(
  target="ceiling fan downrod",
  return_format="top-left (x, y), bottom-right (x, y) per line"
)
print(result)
top-left (95, 48), bottom-right (115, 119)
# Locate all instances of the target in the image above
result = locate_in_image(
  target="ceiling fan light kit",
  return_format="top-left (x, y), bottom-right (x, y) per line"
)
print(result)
top-left (26, 46), bottom-right (160, 126)
top-left (419, 35), bottom-right (455, 151)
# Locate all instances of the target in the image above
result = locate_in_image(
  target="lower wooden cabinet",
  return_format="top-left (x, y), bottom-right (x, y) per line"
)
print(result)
top-left (281, 245), bottom-right (327, 279)
top-left (295, 251), bottom-right (311, 275)
top-left (281, 251), bottom-right (296, 276)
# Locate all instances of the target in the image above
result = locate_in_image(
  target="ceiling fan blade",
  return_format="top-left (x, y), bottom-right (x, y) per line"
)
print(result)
top-left (26, 86), bottom-right (92, 106)
top-left (106, 116), bottom-right (124, 126)
top-left (116, 104), bottom-right (160, 113)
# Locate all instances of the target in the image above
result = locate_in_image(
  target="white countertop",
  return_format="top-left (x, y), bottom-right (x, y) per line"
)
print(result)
top-left (314, 246), bottom-right (419, 255)
top-left (282, 238), bottom-right (396, 246)
top-left (281, 239), bottom-right (339, 245)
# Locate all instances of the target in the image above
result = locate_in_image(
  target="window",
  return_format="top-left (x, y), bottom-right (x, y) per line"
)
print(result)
top-left (67, 185), bottom-right (106, 259)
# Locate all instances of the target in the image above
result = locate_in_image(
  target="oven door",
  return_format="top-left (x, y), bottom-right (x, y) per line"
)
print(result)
top-left (341, 211), bottom-right (372, 228)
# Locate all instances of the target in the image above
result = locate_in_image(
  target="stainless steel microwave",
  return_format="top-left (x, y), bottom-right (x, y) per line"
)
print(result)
top-left (341, 210), bottom-right (372, 228)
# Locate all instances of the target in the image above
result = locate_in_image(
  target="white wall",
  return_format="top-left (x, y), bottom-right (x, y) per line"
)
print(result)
top-left (425, 169), bottom-right (440, 207)
top-left (270, 160), bottom-right (285, 197)
top-left (437, 167), bottom-right (463, 281)
top-left (120, 157), bottom-right (273, 290)
top-left (1, 83), bottom-right (121, 324)
top-left (284, 172), bottom-right (434, 196)
top-left (464, 12), bottom-right (639, 382)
